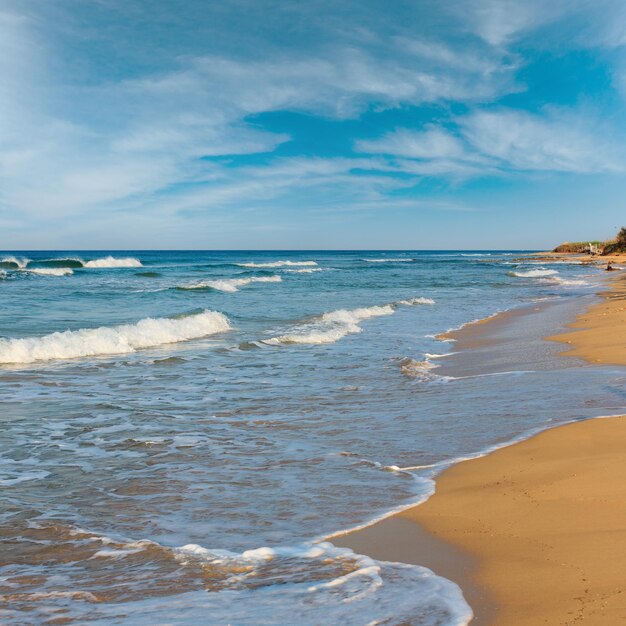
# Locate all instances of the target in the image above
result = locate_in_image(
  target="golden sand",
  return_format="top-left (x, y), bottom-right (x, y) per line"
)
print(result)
top-left (399, 416), bottom-right (626, 625)
top-left (548, 272), bottom-right (626, 366)
top-left (337, 273), bottom-right (626, 625)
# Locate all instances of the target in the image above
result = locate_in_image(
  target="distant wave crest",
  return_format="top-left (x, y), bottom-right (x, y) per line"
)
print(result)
top-left (0, 255), bottom-right (142, 270)
top-left (0, 256), bottom-right (30, 269)
top-left (83, 256), bottom-right (143, 268)
top-left (508, 268), bottom-right (558, 278)
top-left (362, 258), bottom-right (414, 263)
top-left (180, 275), bottom-right (282, 293)
top-left (36, 258), bottom-right (84, 268)
top-left (0, 310), bottom-right (230, 364)
top-left (237, 261), bottom-right (318, 268)
top-left (543, 276), bottom-right (589, 287)
top-left (283, 268), bottom-right (322, 274)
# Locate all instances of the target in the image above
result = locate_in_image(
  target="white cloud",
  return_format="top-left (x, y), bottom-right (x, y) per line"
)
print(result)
top-left (354, 106), bottom-right (626, 178)
top-left (142, 156), bottom-right (403, 218)
top-left (126, 44), bottom-right (512, 121)
top-left (462, 0), bottom-right (552, 45)
top-left (454, 0), bottom-right (626, 50)
top-left (355, 127), bottom-right (466, 159)
top-left (354, 126), bottom-right (499, 179)
top-left (459, 109), bottom-right (625, 173)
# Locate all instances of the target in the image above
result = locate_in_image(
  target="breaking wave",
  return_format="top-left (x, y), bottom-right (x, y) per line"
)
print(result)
top-left (509, 268), bottom-right (590, 287)
top-left (179, 275), bottom-right (282, 293)
top-left (0, 256), bottom-right (29, 269)
top-left (0, 310), bottom-right (230, 364)
top-left (542, 276), bottom-right (590, 287)
top-left (508, 268), bottom-right (558, 278)
top-left (237, 260), bottom-right (318, 268)
top-left (363, 258), bottom-right (414, 263)
top-left (264, 298), bottom-right (434, 345)
top-left (83, 256), bottom-right (143, 268)
top-left (0, 256), bottom-right (143, 270)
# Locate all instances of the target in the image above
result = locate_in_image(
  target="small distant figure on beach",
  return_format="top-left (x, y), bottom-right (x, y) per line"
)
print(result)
top-left (606, 262), bottom-right (616, 271)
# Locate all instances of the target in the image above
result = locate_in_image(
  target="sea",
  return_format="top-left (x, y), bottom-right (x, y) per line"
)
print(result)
top-left (1, 251), bottom-right (624, 625)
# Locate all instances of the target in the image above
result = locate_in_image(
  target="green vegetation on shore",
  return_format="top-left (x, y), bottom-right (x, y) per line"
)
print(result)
top-left (604, 227), bottom-right (626, 254)
top-left (553, 227), bottom-right (626, 255)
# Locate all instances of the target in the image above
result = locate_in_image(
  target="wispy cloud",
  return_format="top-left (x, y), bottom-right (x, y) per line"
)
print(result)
top-left (460, 108), bottom-right (625, 173)
top-left (356, 106), bottom-right (626, 178)
top-left (355, 127), bottom-right (466, 160)
top-left (2, 0), bottom-right (626, 246)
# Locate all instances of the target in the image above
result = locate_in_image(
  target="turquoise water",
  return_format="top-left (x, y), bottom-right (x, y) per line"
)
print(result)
top-left (0, 251), bottom-right (623, 624)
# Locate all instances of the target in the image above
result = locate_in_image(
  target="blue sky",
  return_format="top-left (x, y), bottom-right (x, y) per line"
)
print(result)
top-left (2, 0), bottom-right (626, 249)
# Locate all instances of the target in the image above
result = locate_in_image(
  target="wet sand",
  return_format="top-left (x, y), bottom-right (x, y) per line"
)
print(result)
top-left (547, 272), bottom-right (626, 366)
top-left (336, 275), bottom-right (626, 625)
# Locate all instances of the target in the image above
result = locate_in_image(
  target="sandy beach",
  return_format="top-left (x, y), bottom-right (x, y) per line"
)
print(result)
top-left (337, 271), bottom-right (626, 625)
top-left (547, 271), bottom-right (626, 366)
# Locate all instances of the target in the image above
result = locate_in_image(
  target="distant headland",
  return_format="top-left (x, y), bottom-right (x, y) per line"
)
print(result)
top-left (552, 226), bottom-right (626, 255)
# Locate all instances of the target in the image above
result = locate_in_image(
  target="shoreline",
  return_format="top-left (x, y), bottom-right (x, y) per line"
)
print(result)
top-left (407, 415), bottom-right (626, 624)
top-left (528, 251), bottom-right (626, 267)
top-left (547, 271), bottom-right (626, 366)
top-left (336, 272), bottom-right (626, 624)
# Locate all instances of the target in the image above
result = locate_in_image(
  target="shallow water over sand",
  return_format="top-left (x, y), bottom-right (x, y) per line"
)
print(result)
top-left (1, 251), bottom-right (624, 624)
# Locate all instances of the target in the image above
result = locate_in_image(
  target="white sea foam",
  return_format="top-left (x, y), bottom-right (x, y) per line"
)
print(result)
top-left (0, 310), bottom-right (230, 364)
top-left (398, 358), bottom-right (441, 379)
top-left (25, 267), bottom-right (73, 276)
top-left (92, 540), bottom-right (154, 559)
top-left (397, 296), bottom-right (435, 306)
top-left (83, 256), bottom-right (143, 268)
top-left (0, 255), bottom-right (30, 268)
top-left (169, 540), bottom-right (472, 625)
top-left (48, 534), bottom-right (471, 625)
top-left (46, 257), bottom-right (84, 264)
top-left (543, 276), bottom-right (589, 287)
top-left (180, 275), bottom-right (282, 292)
top-left (265, 297), bottom-right (434, 345)
top-left (363, 258), bottom-right (413, 263)
top-left (237, 260), bottom-right (318, 268)
top-left (508, 268), bottom-right (558, 278)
